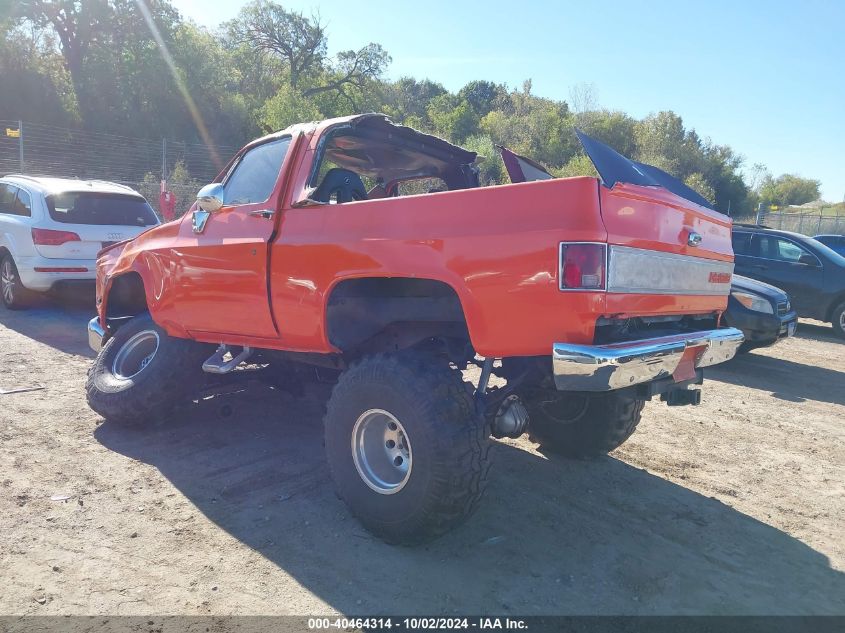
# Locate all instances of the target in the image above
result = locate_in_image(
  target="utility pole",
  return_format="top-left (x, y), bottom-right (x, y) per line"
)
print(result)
top-left (18, 120), bottom-right (23, 173)
top-left (755, 202), bottom-right (764, 226)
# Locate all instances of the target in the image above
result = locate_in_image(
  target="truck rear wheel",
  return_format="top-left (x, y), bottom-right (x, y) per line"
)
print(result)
top-left (86, 313), bottom-right (207, 426)
top-left (522, 389), bottom-right (645, 458)
top-left (324, 352), bottom-right (491, 545)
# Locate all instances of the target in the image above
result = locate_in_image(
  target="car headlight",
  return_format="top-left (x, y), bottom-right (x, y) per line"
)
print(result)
top-left (732, 291), bottom-right (774, 314)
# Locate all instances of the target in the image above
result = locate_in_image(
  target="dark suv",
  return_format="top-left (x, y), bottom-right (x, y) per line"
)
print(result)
top-left (814, 234), bottom-right (845, 256)
top-left (731, 224), bottom-right (845, 339)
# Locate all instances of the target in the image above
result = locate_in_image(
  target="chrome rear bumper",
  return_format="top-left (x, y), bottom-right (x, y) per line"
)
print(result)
top-left (552, 327), bottom-right (743, 391)
top-left (88, 317), bottom-right (106, 353)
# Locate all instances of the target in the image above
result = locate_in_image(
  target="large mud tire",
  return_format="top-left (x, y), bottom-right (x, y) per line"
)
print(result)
top-left (523, 389), bottom-right (645, 458)
top-left (324, 353), bottom-right (491, 545)
top-left (86, 313), bottom-right (207, 426)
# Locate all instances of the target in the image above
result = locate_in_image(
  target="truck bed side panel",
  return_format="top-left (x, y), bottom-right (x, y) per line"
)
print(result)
top-left (270, 177), bottom-right (606, 357)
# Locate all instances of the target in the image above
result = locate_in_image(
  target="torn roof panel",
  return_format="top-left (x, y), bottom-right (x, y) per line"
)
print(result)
top-left (575, 128), bottom-right (714, 210)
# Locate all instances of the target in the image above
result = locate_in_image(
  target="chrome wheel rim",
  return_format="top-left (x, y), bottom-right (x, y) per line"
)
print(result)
top-left (351, 409), bottom-right (412, 495)
top-left (840, 311), bottom-right (845, 332)
top-left (112, 330), bottom-right (160, 379)
top-left (1, 260), bottom-right (15, 304)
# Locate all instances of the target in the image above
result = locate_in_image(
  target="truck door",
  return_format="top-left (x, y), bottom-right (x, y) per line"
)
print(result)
top-left (165, 136), bottom-right (293, 339)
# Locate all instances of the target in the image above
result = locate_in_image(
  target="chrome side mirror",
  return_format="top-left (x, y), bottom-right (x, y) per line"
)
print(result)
top-left (196, 183), bottom-right (224, 213)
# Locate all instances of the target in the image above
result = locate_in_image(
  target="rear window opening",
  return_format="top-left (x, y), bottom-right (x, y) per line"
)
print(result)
top-left (46, 192), bottom-right (158, 227)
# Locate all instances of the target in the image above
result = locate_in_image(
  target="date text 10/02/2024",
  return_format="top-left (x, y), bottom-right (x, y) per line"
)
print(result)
top-left (307, 617), bottom-right (528, 630)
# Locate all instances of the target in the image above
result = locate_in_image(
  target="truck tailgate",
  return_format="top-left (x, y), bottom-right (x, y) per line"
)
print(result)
top-left (599, 182), bottom-right (734, 314)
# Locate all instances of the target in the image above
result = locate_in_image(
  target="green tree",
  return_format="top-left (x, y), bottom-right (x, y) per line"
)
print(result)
top-left (759, 174), bottom-right (821, 207)
top-left (552, 154), bottom-right (597, 179)
top-left (383, 77), bottom-right (447, 124)
top-left (479, 83), bottom-right (575, 168)
top-left (14, 0), bottom-right (183, 130)
top-left (259, 84), bottom-right (322, 132)
top-left (228, 0), bottom-right (389, 108)
top-left (461, 135), bottom-right (504, 185)
top-left (574, 110), bottom-right (636, 158)
top-left (0, 18), bottom-right (74, 123)
top-left (633, 111), bottom-right (701, 176)
top-left (457, 80), bottom-right (505, 118)
top-left (427, 95), bottom-right (478, 142)
top-left (684, 173), bottom-right (715, 205)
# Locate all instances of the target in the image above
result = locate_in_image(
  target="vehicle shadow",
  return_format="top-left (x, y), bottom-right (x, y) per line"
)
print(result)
top-left (795, 319), bottom-right (842, 344)
top-left (708, 352), bottom-right (845, 406)
top-left (94, 384), bottom-right (845, 615)
top-left (0, 292), bottom-right (95, 358)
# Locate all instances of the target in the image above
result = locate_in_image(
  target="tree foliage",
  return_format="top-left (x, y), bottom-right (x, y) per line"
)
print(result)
top-left (1, 0), bottom-right (823, 214)
top-left (758, 174), bottom-right (821, 207)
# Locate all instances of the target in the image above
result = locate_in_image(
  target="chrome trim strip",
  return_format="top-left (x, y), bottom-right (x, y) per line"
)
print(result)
top-left (552, 327), bottom-right (744, 391)
top-left (607, 245), bottom-right (733, 296)
top-left (88, 317), bottom-right (106, 353)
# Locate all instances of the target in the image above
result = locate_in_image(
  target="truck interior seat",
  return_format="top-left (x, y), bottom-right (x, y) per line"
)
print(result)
top-left (313, 168), bottom-right (368, 203)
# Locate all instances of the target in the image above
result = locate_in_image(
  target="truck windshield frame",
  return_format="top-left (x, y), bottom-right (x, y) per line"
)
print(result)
top-left (222, 136), bottom-right (292, 206)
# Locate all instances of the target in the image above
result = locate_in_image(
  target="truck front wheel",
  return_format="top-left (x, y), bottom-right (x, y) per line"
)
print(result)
top-left (324, 353), bottom-right (491, 545)
top-left (522, 389), bottom-right (645, 458)
top-left (86, 313), bottom-right (207, 426)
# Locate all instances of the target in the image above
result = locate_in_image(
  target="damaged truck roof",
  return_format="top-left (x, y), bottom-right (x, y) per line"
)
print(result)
top-left (574, 129), bottom-right (714, 210)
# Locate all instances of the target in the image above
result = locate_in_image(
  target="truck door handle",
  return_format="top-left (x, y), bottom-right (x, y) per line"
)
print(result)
top-left (249, 209), bottom-right (274, 219)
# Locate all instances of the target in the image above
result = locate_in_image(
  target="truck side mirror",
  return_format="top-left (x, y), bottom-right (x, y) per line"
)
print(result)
top-left (798, 253), bottom-right (819, 266)
top-left (196, 183), bottom-right (224, 213)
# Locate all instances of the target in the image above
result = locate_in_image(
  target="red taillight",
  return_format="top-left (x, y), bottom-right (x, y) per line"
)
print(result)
top-left (560, 243), bottom-right (606, 290)
top-left (31, 228), bottom-right (81, 246)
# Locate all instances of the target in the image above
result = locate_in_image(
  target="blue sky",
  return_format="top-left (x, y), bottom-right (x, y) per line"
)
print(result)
top-left (171, 0), bottom-right (844, 201)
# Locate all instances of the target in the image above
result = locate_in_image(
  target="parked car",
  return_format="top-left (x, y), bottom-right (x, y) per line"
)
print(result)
top-left (0, 176), bottom-right (159, 309)
top-left (85, 114), bottom-right (743, 544)
top-left (731, 224), bottom-right (845, 338)
top-left (723, 274), bottom-right (797, 352)
top-left (813, 234), bottom-right (845, 256)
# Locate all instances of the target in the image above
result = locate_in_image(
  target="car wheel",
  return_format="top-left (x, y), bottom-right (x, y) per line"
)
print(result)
top-left (1, 254), bottom-right (33, 310)
top-left (832, 302), bottom-right (845, 340)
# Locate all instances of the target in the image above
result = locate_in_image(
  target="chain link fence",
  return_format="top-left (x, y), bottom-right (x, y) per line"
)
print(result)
top-left (758, 210), bottom-right (845, 237)
top-left (0, 120), bottom-right (238, 219)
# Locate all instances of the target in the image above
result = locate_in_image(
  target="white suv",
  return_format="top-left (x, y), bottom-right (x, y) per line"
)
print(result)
top-left (0, 176), bottom-right (159, 309)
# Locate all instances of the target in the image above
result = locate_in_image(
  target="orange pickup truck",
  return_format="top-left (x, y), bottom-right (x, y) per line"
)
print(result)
top-left (86, 114), bottom-right (742, 544)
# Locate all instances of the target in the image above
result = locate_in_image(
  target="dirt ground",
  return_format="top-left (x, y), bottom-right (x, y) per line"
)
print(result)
top-left (0, 296), bottom-right (843, 616)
